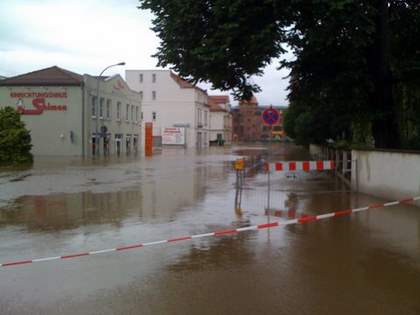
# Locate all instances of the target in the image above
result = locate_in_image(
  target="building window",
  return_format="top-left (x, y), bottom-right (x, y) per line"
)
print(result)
top-left (139, 74), bottom-right (143, 83)
top-left (152, 73), bottom-right (156, 83)
top-left (116, 102), bottom-right (121, 120)
top-left (152, 111), bottom-right (156, 120)
top-left (135, 106), bottom-right (139, 122)
top-left (141, 111), bottom-right (144, 120)
top-left (131, 105), bottom-right (134, 121)
top-left (91, 96), bottom-right (97, 117)
top-left (106, 99), bottom-right (111, 119)
top-left (99, 97), bottom-right (104, 118)
top-left (204, 111), bottom-right (208, 127)
top-left (126, 104), bottom-right (129, 121)
top-left (139, 91), bottom-right (143, 99)
top-left (152, 91), bottom-right (156, 100)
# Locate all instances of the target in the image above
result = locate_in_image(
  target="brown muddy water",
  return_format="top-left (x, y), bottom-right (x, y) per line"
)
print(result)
top-left (0, 144), bottom-right (419, 315)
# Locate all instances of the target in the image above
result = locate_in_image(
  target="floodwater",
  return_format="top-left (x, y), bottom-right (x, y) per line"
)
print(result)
top-left (0, 144), bottom-right (419, 315)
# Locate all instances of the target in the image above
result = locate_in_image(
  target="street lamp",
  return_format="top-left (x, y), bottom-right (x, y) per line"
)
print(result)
top-left (95, 62), bottom-right (125, 156)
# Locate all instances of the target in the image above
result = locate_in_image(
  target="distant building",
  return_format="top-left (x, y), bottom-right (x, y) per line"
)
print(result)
top-left (208, 95), bottom-right (232, 145)
top-left (232, 96), bottom-right (287, 142)
top-left (125, 69), bottom-right (210, 148)
top-left (0, 75), bottom-right (6, 80)
top-left (0, 66), bottom-right (141, 156)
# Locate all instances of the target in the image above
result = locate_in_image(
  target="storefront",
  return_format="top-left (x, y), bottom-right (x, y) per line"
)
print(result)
top-left (0, 66), bottom-right (142, 156)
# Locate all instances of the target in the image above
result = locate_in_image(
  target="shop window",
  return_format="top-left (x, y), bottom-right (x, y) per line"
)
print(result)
top-left (106, 99), bottom-right (111, 119)
top-left (116, 102), bottom-right (121, 120)
top-left (139, 74), bottom-right (143, 83)
top-left (91, 96), bottom-right (97, 117)
top-left (152, 73), bottom-right (156, 83)
top-left (126, 104), bottom-right (129, 121)
top-left (152, 91), bottom-right (156, 100)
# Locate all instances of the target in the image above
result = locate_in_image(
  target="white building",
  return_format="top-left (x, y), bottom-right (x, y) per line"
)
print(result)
top-left (125, 70), bottom-right (210, 148)
top-left (208, 95), bottom-right (232, 145)
top-left (0, 66), bottom-right (141, 156)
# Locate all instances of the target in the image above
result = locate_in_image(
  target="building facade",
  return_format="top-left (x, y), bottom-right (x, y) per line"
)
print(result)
top-left (232, 96), bottom-right (287, 142)
top-left (208, 95), bottom-right (232, 145)
top-left (125, 70), bottom-right (210, 148)
top-left (0, 66), bottom-right (141, 156)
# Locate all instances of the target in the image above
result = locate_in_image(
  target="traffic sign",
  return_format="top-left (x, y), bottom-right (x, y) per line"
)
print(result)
top-left (262, 107), bottom-right (280, 126)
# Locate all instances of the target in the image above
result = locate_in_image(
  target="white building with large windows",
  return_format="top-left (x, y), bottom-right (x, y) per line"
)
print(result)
top-left (125, 69), bottom-right (210, 148)
top-left (0, 66), bottom-right (141, 156)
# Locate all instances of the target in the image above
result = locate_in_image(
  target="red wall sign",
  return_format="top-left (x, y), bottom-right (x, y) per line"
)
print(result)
top-left (10, 91), bottom-right (68, 115)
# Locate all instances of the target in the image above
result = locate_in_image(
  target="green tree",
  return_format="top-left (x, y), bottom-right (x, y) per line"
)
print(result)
top-left (139, 0), bottom-right (420, 149)
top-left (0, 107), bottom-right (33, 166)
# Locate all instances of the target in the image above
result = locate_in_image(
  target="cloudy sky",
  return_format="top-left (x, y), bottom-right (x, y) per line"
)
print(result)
top-left (0, 0), bottom-right (291, 106)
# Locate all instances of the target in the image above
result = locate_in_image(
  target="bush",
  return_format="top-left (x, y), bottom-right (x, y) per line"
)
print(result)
top-left (0, 107), bottom-right (33, 166)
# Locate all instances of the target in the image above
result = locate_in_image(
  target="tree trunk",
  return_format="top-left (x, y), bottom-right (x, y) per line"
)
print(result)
top-left (371, 0), bottom-right (400, 149)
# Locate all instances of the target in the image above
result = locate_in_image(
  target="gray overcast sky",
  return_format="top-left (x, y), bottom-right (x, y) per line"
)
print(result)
top-left (0, 0), bottom-right (290, 106)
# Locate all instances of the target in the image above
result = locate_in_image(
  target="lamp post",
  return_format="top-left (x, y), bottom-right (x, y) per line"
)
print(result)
top-left (95, 62), bottom-right (125, 156)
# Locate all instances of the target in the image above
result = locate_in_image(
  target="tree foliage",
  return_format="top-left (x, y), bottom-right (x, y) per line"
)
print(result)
top-left (139, 0), bottom-right (420, 149)
top-left (0, 107), bottom-right (33, 166)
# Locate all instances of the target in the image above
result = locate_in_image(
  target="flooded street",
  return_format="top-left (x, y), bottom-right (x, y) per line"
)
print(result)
top-left (1, 144), bottom-right (420, 315)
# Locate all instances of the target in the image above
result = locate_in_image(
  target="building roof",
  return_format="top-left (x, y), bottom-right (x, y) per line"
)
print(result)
top-left (209, 95), bottom-right (230, 104)
top-left (170, 72), bottom-right (207, 94)
top-left (239, 96), bottom-right (258, 106)
top-left (0, 66), bottom-right (83, 86)
top-left (208, 97), bottom-right (228, 112)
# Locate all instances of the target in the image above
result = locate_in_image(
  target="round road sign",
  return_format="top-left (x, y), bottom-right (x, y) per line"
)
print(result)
top-left (262, 107), bottom-right (280, 126)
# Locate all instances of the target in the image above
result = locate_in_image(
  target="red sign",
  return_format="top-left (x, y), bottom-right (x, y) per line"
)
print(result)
top-left (10, 91), bottom-right (68, 115)
top-left (262, 107), bottom-right (280, 126)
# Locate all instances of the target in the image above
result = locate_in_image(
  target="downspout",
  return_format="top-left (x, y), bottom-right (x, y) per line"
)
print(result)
top-left (81, 81), bottom-right (85, 157)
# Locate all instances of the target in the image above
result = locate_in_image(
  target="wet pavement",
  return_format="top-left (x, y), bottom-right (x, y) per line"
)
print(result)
top-left (0, 144), bottom-right (420, 315)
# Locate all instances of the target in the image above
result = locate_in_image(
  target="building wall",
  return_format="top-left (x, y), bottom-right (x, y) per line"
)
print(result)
top-left (351, 149), bottom-right (420, 200)
top-left (84, 75), bottom-right (142, 156)
top-left (232, 104), bottom-right (286, 142)
top-left (125, 70), bottom-right (209, 148)
top-left (0, 85), bottom-right (84, 156)
top-left (209, 111), bottom-right (224, 141)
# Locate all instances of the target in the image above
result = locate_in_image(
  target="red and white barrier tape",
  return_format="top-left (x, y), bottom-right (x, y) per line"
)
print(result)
top-left (266, 160), bottom-right (335, 172)
top-left (1, 196), bottom-right (419, 268)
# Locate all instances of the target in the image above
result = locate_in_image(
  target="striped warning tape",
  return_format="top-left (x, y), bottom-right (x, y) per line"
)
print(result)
top-left (266, 160), bottom-right (335, 172)
top-left (1, 196), bottom-right (419, 268)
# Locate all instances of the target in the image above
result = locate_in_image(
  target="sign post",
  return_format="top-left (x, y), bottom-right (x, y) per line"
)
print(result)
top-left (261, 106), bottom-right (280, 220)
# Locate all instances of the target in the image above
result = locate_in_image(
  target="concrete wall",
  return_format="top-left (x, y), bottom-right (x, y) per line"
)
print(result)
top-left (0, 85), bottom-right (84, 156)
top-left (352, 149), bottom-right (420, 200)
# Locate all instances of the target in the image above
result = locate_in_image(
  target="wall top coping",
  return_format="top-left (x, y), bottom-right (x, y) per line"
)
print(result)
top-left (352, 147), bottom-right (420, 155)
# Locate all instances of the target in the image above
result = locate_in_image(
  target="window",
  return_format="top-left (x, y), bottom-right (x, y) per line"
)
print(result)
top-left (152, 73), bottom-right (156, 83)
top-left (131, 105), bottom-right (134, 121)
top-left (99, 97), bottom-right (104, 118)
top-left (135, 106), bottom-right (139, 122)
top-left (152, 111), bottom-right (156, 120)
top-left (106, 99), bottom-right (111, 119)
top-left (126, 104), bottom-right (129, 121)
top-left (116, 102), bottom-right (121, 120)
top-left (139, 74), bottom-right (143, 83)
top-left (141, 111), bottom-right (144, 120)
top-left (139, 91), bottom-right (143, 100)
top-left (91, 96), bottom-right (97, 117)
top-left (152, 91), bottom-right (156, 100)
top-left (204, 111), bottom-right (208, 127)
